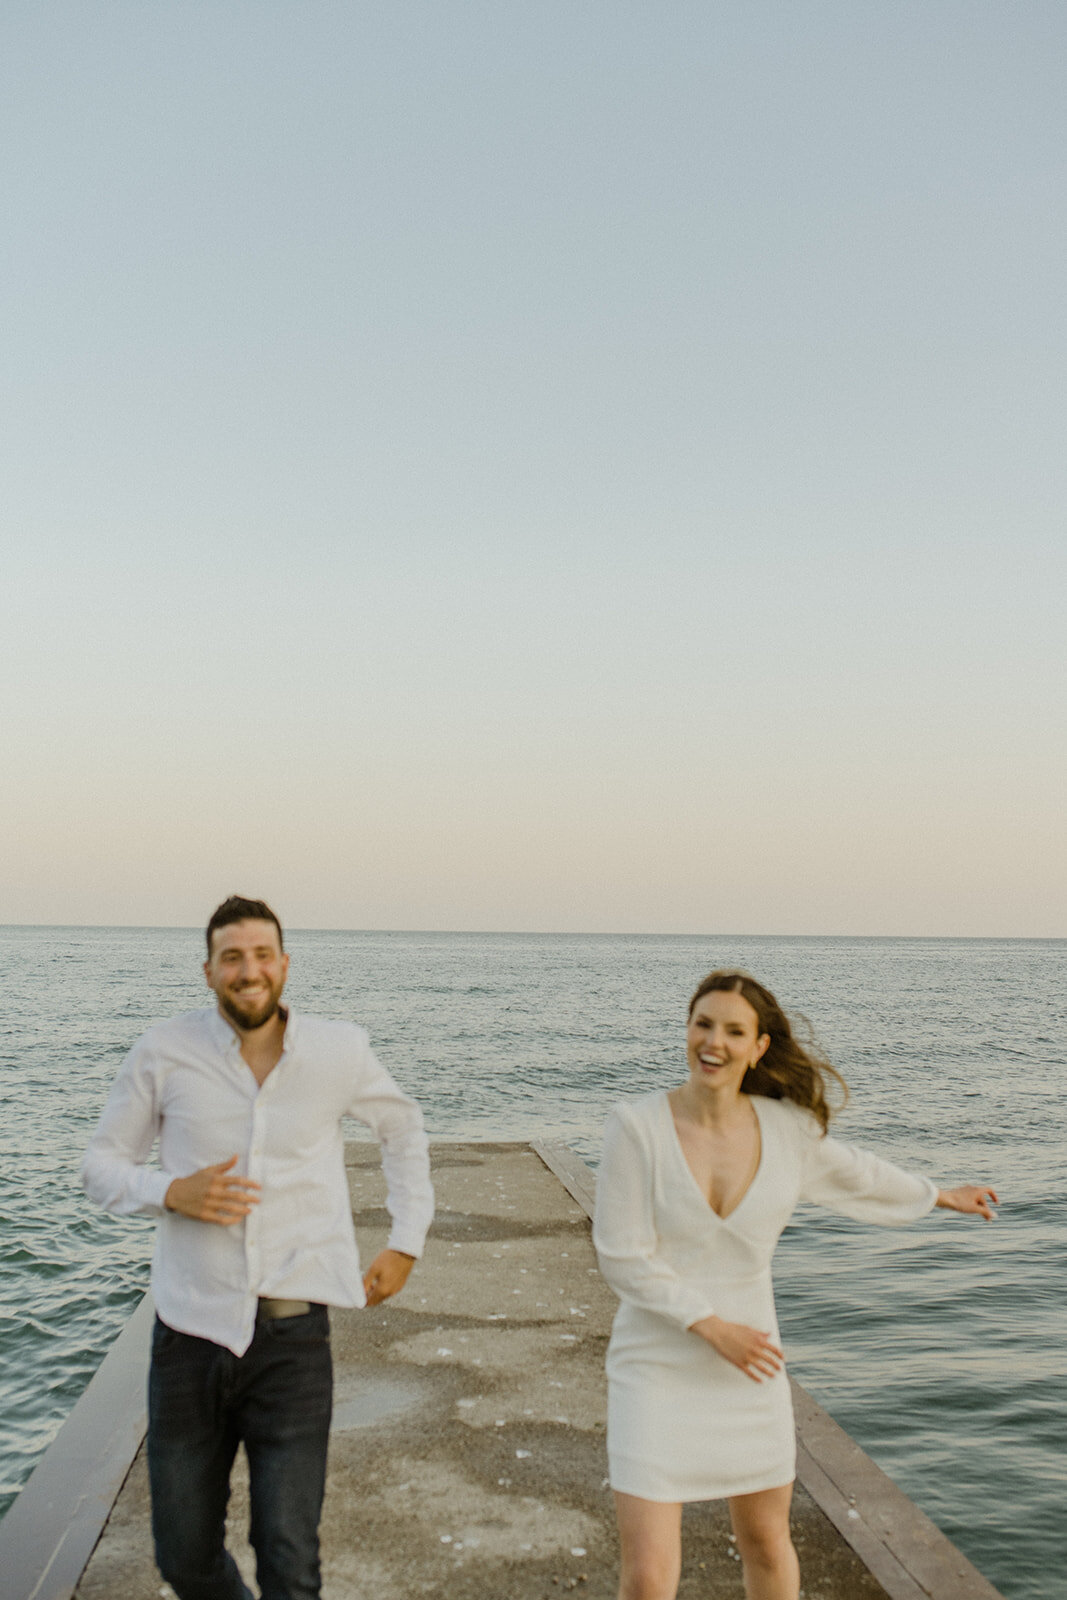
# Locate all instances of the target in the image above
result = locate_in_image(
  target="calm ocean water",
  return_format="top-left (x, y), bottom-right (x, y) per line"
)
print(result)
top-left (0, 927), bottom-right (1063, 1597)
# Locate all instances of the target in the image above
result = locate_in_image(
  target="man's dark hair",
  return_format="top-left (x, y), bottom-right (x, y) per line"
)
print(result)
top-left (205, 895), bottom-right (285, 956)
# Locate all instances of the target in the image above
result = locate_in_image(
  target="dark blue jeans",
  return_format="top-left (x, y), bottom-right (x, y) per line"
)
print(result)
top-left (147, 1306), bottom-right (333, 1600)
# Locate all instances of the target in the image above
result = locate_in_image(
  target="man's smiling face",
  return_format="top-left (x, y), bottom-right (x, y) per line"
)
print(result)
top-left (204, 918), bottom-right (290, 1032)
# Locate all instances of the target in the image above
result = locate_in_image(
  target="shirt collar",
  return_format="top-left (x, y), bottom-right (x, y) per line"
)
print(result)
top-left (205, 1004), bottom-right (298, 1054)
top-left (207, 1007), bottom-right (240, 1052)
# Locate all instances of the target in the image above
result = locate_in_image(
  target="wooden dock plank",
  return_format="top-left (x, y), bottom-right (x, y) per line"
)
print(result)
top-left (0, 1292), bottom-right (154, 1600)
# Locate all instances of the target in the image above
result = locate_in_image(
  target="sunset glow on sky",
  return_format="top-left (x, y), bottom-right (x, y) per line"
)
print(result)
top-left (3, 4), bottom-right (1064, 934)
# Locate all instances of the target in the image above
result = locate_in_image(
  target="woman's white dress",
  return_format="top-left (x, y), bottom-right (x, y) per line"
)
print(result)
top-left (592, 1091), bottom-right (937, 1502)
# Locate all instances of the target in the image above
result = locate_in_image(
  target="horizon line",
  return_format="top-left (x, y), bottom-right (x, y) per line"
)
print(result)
top-left (1, 924), bottom-right (1063, 942)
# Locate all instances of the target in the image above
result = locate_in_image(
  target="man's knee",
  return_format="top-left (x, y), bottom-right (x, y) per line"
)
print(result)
top-left (148, 1435), bottom-right (244, 1599)
top-left (245, 1444), bottom-right (326, 1600)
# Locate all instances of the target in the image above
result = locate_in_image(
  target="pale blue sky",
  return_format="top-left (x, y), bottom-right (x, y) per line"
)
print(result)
top-left (2, 3), bottom-right (1064, 933)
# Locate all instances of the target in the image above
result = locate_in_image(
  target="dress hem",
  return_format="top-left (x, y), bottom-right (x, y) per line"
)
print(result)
top-left (608, 1465), bottom-right (796, 1504)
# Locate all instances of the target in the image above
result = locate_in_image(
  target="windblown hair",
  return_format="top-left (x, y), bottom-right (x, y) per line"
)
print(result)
top-left (687, 969), bottom-right (847, 1133)
top-left (205, 895), bottom-right (284, 956)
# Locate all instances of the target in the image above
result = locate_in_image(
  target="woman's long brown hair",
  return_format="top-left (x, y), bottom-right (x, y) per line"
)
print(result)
top-left (687, 969), bottom-right (848, 1133)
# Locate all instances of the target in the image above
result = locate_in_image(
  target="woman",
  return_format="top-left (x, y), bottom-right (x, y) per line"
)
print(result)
top-left (592, 969), bottom-right (997, 1600)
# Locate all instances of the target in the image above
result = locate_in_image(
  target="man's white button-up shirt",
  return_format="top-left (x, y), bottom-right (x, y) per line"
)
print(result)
top-left (81, 1006), bottom-right (434, 1355)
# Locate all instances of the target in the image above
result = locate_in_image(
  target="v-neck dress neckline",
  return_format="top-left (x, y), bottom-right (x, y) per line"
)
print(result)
top-left (661, 1089), bottom-right (765, 1223)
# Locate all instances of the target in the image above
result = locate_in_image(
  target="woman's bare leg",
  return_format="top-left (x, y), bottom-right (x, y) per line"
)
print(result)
top-left (614, 1493), bottom-right (683, 1600)
top-left (728, 1482), bottom-right (799, 1600)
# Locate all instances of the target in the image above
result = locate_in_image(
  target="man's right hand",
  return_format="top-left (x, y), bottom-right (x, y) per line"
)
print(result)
top-left (164, 1155), bottom-right (261, 1225)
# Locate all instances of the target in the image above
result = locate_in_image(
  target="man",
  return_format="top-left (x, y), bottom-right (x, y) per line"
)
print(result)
top-left (81, 895), bottom-right (433, 1600)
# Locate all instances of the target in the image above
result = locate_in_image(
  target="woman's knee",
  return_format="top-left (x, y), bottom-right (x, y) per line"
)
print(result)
top-left (615, 1492), bottom-right (682, 1600)
top-left (618, 1555), bottom-right (680, 1600)
top-left (735, 1520), bottom-right (796, 1572)
top-left (730, 1483), bottom-right (795, 1572)
top-left (617, 1531), bottom-right (681, 1599)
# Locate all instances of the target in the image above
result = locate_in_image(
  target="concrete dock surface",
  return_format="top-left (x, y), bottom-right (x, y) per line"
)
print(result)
top-left (4, 1139), bottom-right (1001, 1600)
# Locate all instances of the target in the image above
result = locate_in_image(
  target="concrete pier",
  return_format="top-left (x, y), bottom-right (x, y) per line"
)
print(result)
top-left (1, 1141), bottom-right (1005, 1600)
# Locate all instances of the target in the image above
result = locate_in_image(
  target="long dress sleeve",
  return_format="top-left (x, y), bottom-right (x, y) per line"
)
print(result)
top-left (594, 1105), bottom-right (717, 1332)
top-left (794, 1106), bottom-right (938, 1224)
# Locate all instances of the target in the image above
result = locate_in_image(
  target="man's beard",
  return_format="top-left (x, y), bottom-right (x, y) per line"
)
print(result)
top-left (218, 986), bottom-right (282, 1032)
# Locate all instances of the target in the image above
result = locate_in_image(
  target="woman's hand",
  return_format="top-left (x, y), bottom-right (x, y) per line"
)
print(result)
top-left (936, 1185), bottom-right (999, 1220)
top-left (689, 1314), bottom-right (784, 1382)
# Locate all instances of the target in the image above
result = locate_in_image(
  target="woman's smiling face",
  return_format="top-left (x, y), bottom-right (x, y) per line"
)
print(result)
top-left (685, 988), bottom-right (769, 1093)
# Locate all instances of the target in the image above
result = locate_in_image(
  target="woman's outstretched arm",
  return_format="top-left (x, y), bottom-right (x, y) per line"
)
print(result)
top-left (792, 1100), bottom-right (1000, 1224)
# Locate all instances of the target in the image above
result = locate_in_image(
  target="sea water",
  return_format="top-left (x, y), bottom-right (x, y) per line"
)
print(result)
top-left (0, 926), bottom-right (1063, 1598)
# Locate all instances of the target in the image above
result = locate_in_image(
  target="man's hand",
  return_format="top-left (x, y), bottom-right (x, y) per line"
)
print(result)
top-left (363, 1249), bottom-right (416, 1306)
top-left (164, 1155), bottom-right (261, 1225)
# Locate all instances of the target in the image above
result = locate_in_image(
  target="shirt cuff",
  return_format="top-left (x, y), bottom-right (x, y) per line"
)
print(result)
top-left (138, 1168), bottom-right (174, 1214)
top-left (386, 1228), bottom-right (427, 1260)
